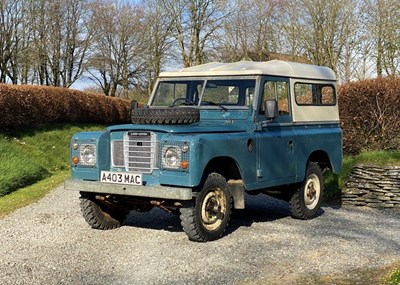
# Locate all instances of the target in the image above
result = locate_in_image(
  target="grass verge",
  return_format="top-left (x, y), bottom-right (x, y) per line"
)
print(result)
top-left (0, 124), bottom-right (103, 197)
top-left (0, 171), bottom-right (69, 218)
top-left (289, 263), bottom-right (400, 285)
top-left (0, 136), bottom-right (49, 196)
top-left (0, 123), bottom-right (104, 216)
top-left (382, 267), bottom-right (400, 285)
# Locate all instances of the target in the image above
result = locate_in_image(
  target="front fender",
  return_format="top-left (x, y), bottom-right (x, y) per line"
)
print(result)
top-left (70, 131), bottom-right (110, 181)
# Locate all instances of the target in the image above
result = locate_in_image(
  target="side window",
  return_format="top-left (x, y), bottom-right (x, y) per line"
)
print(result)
top-left (295, 83), bottom-right (335, 105)
top-left (259, 81), bottom-right (289, 116)
top-left (321, 86), bottom-right (335, 104)
top-left (276, 82), bottom-right (289, 115)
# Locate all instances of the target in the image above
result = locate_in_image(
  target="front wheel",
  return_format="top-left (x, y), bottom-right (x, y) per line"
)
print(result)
top-left (80, 193), bottom-right (128, 230)
top-left (180, 173), bottom-right (232, 242)
top-left (289, 163), bottom-right (323, 219)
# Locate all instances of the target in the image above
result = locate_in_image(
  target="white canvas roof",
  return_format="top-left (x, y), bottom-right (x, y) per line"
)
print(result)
top-left (159, 60), bottom-right (336, 81)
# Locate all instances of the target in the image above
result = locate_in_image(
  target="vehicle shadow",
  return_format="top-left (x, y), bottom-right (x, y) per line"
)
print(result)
top-left (123, 193), bottom-right (326, 235)
top-left (229, 194), bottom-right (292, 229)
top-left (226, 194), bottom-right (325, 235)
top-left (124, 207), bottom-right (183, 233)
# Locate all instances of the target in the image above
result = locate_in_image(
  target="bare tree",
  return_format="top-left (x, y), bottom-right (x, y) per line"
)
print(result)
top-left (162, 0), bottom-right (228, 67)
top-left (60, 0), bottom-right (94, 87)
top-left (284, 0), bottom-right (357, 74)
top-left (334, 2), bottom-right (366, 82)
top-left (87, 0), bottom-right (146, 97)
top-left (214, 0), bottom-right (281, 62)
top-left (0, 0), bottom-right (24, 84)
top-left (17, 1), bottom-right (35, 85)
top-left (1, 0), bottom-right (399, 90)
top-left (29, 0), bottom-right (48, 85)
top-left (20, 0), bottom-right (92, 87)
top-left (141, 0), bottom-right (175, 96)
top-left (364, 0), bottom-right (400, 77)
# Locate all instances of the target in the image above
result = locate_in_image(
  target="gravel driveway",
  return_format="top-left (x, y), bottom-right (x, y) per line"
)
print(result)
top-left (0, 185), bottom-right (399, 285)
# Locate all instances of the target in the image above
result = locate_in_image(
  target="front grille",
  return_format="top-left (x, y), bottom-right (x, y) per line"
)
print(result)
top-left (123, 131), bottom-right (158, 173)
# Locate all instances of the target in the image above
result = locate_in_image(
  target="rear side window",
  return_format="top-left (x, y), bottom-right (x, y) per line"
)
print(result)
top-left (294, 83), bottom-right (336, 106)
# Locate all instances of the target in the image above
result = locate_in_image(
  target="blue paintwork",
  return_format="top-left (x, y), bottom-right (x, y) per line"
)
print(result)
top-left (107, 109), bottom-right (254, 134)
top-left (70, 80), bottom-right (342, 196)
top-left (70, 131), bottom-right (110, 180)
top-left (70, 121), bottom-right (341, 191)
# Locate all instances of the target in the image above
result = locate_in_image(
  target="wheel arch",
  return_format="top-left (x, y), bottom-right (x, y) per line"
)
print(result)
top-left (297, 150), bottom-right (332, 182)
top-left (202, 156), bottom-right (245, 210)
top-left (203, 156), bottom-right (242, 181)
top-left (308, 150), bottom-right (332, 171)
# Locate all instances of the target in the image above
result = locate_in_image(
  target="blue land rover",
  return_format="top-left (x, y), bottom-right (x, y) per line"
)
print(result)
top-left (65, 60), bottom-right (342, 242)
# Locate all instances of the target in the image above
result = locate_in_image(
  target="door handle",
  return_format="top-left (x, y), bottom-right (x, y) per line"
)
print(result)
top-left (288, 141), bottom-right (293, 152)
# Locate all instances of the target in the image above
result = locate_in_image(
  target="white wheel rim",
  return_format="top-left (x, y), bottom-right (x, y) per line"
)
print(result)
top-left (201, 188), bottom-right (227, 231)
top-left (304, 174), bottom-right (321, 210)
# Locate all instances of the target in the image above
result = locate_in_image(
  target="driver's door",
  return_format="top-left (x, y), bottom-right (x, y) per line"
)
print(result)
top-left (256, 77), bottom-right (296, 186)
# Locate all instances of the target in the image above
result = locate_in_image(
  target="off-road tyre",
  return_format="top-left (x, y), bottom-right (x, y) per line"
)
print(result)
top-left (289, 162), bottom-right (323, 220)
top-left (79, 192), bottom-right (128, 230)
top-left (180, 173), bottom-right (232, 242)
top-left (131, 108), bottom-right (200, 125)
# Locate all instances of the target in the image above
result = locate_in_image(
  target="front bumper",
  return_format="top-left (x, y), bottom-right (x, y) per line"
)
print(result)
top-left (64, 179), bottom-right (193, 200)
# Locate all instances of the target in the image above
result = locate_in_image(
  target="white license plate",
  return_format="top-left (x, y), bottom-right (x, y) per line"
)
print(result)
top-left (100, 171), bottom-right (142, 186)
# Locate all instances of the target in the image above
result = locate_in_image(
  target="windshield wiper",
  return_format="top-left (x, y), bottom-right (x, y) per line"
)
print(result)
top-left (201, 101), bottom-right (228, 111)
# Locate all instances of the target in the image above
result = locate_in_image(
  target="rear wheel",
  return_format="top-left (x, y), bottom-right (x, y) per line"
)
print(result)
top-left (180, 173), bottom-right (232, 242)
top-left (289, 163), bottom-right (323, 219)
top-left (80, 193), bottom-right (128, 230)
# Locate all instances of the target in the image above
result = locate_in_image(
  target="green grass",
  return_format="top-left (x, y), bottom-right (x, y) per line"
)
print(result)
top-left (0, 171), bottom-right (69, 218)
top-left (384, 268), bottom-right (400, 285)
top-left (0, 137), bottom-right (48, 196)
top-left (4, 124), bottom-right (103, 172)
top-left (0, 124), bottom-right (104, 212)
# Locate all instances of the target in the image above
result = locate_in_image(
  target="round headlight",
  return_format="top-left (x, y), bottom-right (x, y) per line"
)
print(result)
top-left (80, 145), bottom-right (96, 165)
top-left (164, 147), bottom-right (180, 168)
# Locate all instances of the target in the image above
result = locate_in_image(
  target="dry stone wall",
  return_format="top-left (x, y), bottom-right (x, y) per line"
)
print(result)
top-left (342, 165), bottom-right (400, 208)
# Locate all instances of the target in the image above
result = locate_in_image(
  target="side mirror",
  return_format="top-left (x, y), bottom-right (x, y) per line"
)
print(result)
top-left (265, 100), bottom-right (278, 120)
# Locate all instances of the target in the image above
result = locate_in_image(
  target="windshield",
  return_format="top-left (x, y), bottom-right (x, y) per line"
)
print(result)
top-left (151, 78), bottom-right (256, 108)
